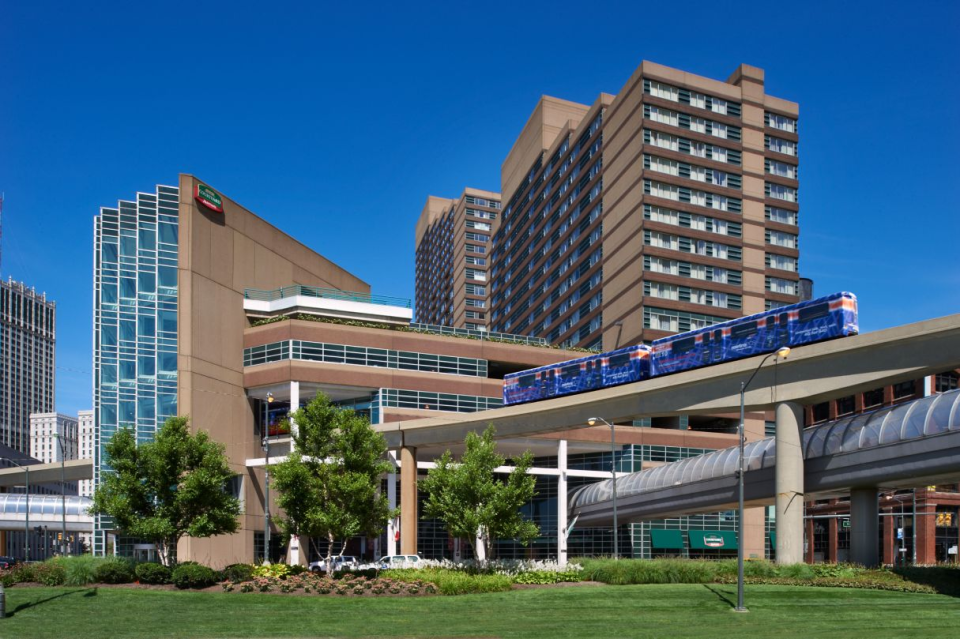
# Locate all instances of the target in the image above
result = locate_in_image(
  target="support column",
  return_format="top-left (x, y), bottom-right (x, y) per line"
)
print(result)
top-left (557, 439), bottom-right (568, 567)
top-left (805, 518), bottom-right (815, 564)
top-left (828, 514), bottom-right (838, 563)
top-left (287, 380), bottom-right (303, 565)
top-left (850, 487), bottom-right (880, 567)
top-left (400, 446), bottom-right (418, 555)
top-left (289, 381), bottom-right (300, 439)
top-left (386, 465), bottom-right (398, 557)
top-left (775, 402), bottom-right (804, 564)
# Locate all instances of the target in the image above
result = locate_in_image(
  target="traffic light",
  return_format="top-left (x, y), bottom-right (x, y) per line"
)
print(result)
top-left (33, 526), bottom-right (42, 534)
top-left (57, 532), bottom-right (63, 542)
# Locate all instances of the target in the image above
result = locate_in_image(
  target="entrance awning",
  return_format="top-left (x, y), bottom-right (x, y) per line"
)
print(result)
top-left (770, 531), bottom-right (776, 547)
top-left (688, 530), bottom-right (737, 550)
top-left (650, 529), bottom-right (684, 549)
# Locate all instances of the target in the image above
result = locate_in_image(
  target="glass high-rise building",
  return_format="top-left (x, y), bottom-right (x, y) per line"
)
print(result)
top-left (0, 278), bottom-right (56, 453)
top-left (92, 184), bottom-right (180, 555)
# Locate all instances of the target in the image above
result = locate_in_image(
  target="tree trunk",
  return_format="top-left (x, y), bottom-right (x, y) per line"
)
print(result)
top-left (474, 528), bottom-right (487, 565)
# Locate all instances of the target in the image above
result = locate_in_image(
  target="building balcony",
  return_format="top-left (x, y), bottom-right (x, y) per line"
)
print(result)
top-left (244, 285), bottom-right (413, 325)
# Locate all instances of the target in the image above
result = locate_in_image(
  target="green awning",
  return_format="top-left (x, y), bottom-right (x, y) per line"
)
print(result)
top-left (650, 529), bottom-right (685, 549)
top-left (769, 531), bottom-right (776, 547)
top-left (688, 530), bottom-right (737, 550)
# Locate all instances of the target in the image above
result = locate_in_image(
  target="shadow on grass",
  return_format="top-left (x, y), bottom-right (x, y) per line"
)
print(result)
top-left (702, 584), bottom-right (736, 609)
top-left (893, 567), bottom-right (960, 598)
top-left (9, 588), bottom-right (94, 617)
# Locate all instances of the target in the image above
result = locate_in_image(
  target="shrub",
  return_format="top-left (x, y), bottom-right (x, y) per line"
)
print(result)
top-left (288, 564), bottom-right (308, 576)
top-left (95, 558), bottom-right (136, 584)
top-left (135, 562), bottom-right (171, 585)
top-left (171, 563), bottom-right (218, 589)
top-left (777, 562), bottom-right (815, 580)
top-left (253, 563), bottom-right (290, 580)
top-left (11, 563), bottom-right (36, 584)
top-left (222, 563), bottom-right (255, 583)
top-left (383, 568), bottom-right (512, 595)
top-left (54, 556), bottom-right (99, 586)
top-left (33, 561), bottom-right (66, 586)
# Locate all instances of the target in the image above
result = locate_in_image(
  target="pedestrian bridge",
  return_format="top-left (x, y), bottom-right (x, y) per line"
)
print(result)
top-left (0, 494), bottom-right (93, 532)
top-left (569, 389), bottom-right (960, 564)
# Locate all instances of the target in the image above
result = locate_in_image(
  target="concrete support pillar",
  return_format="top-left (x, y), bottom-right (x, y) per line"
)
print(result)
top-left (289, 381), bottom-right (300, 440)
top-left (805, 518), bottom-right (815, 564)
top-left (557, 439), bottom-right (568, 567)
top-left (386, 466), bottom-right (398, 557)
top-left (775, 402), bottom-right (804, 564)
top-left (400, 446), bottom-right (418, 555)
top-left (917, 502), bottom-right (936, 565)
top-left (828, 515), bottom-right (838, 563)
top-left (850, 487), bottom-right (880, 567)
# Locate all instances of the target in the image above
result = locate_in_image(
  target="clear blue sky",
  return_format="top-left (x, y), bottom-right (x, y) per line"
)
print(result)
top-left (1, 1), bottom-right (957, 416)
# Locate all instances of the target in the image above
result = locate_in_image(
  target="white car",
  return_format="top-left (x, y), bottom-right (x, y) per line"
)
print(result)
top-left (376, 554), bottom-right (421, 569)
top-left (309, 555), bottom-right (360, 572)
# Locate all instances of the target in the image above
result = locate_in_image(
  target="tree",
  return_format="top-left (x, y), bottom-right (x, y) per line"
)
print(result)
top-left (420, 425), bottom-right (538, 562)
top-left (90, 416), bottom-right (241, 566)
top-left (270, 393), bottom-right (395, 571)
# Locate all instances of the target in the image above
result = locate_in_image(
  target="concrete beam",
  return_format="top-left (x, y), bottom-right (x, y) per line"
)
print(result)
top-left (0, 459), bottom-right (94, 487)
top-left (376, 314), bottom-right (960, 448)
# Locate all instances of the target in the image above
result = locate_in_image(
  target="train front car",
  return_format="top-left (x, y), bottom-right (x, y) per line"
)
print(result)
top-left (784, 291), bottom-right (859, 346)
top-left (555, 353), bottom-right (604, 398)
top-left (503, 367), bottom-right (547, 406)
top-left (601, 345), bottom-right (652, 387)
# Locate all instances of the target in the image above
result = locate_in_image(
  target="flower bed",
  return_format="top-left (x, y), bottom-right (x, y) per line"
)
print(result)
top-left (220, 572), bottom-right (438, 597)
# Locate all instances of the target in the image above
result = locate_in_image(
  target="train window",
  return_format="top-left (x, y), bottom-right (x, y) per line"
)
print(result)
top-left (608, 353), bottom-right (631, 367)
top-left (518, 374), bottom-right (536, 388)
top-left (798, 303), bottom-right (829, 323)
top-left (562, 364), bottom-right (581, 377)
top-left (779, 314), bottom-right (788, 327)
top-left (731, 321), bottom-right (757, 339)
top-left (672, 336), bottom-right (697, 354)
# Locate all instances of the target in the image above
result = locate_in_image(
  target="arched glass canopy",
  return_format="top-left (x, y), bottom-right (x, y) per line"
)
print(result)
top-left (571, 388), bottom-right (960, 510)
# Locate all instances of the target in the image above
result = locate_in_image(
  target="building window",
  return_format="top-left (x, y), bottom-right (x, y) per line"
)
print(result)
top-left (766, 112), bottom-right (797, 133)
top-left (766, 136), bottom-right (797, 157)
top-left (766, 230), bottom-right (798, 249)
top-left (893, 381), bottom-right (917, 401)
top-left (766, 277), bottom-right (798, 296)
top-left (766, 206), bottom-right (798, 226)
top-left (935, 372), bottom-right (959, 393)
top-left (766, 159), bottom-right (797, 180)
top-left (766, 253), bottom-right (798, 272)
top-left (766, 183), bottom-right (797, 203)
top-left (863, 388), bottom-right (884, 408)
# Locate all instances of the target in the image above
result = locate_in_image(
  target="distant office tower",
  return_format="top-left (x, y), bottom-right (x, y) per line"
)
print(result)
top-left (488, 62), bottom-right (800, 349)
top-left (78, 409), bottom-right (94, 497)
top-left (29, 412), bottom-right (79, 463)
top-left (415, 189), bottom-right (501, 331)
top-left (93, 184), bottom-right (181, 555)
top-left (0, 278), bottom-right (56, 452)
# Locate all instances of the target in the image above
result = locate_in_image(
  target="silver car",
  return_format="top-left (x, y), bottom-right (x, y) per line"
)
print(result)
top-left (377, 554), bottom-right (421, 569)
top-left (309, 555), bottom-right (360, 572)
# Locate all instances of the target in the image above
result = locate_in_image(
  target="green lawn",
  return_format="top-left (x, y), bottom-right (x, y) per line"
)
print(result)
top-left (3, 584), bottom-right (959, 638)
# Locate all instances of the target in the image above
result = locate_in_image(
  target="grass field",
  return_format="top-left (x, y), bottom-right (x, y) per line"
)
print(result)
top-left (3, 584), bottom-right (959, 638)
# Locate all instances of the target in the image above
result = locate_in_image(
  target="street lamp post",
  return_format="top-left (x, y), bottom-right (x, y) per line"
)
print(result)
top-left (53, 433), bottom-right (68, 555)
top-left (1, 459), bottom-right (30, 562)
top-left (736, 346), bottom-right (791, 613)
top-left (262, 392), bottom-right (274, 563)
top-left (587, 417), bottom-right (619, 560)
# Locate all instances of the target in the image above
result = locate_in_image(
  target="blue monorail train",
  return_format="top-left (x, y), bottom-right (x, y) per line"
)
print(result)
top-left (502, 291), bottom-right (858, 406)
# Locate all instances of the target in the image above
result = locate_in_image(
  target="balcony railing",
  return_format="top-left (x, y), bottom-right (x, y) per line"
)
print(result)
top-left (244, 285), bottom-right (412, 309)
top-left (408, 322), bottom-right (547, 346)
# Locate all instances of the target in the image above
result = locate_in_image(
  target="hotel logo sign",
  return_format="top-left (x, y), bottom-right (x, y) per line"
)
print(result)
top-left (195, 184), bottom-right (224, 213)
top-left (704, 534), bottom-right (725, 548)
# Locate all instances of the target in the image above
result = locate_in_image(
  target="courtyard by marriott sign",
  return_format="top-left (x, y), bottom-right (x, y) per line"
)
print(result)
top-left (195, 183), bottom-right (224, 213)
top-left (704, 534), bottom-right (725, 548)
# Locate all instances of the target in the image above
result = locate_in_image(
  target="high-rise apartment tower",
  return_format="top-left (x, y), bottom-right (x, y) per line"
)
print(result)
top-left (0, 278), bottom-right (56, 452)
top-left (415, 189), bottom-right (501, 331)
top-left (488, 62), bottom-right (800, 349)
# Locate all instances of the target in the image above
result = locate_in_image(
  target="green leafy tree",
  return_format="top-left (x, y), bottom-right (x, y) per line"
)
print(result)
top-left (90, 416), bottom-right (241, 566)
top-left (420, 425), bottom-right (538, 562)
top-left (270, 393), bottom-right (396, 571)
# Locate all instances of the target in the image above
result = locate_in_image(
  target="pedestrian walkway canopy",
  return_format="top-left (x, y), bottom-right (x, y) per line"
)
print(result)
top-left (570, 389), bottom-right (960, 525)
top-left (0, 494), bottom-right (93, 531)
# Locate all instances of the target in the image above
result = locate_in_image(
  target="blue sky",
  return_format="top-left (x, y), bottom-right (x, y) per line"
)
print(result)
top-left (1, 0), bottom-right (958, 416)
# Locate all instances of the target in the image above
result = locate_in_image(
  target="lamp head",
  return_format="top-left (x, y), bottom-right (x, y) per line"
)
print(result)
top-left (266, 391), bottom-right (274, 404)
top-left (776, 347), bottom-right (791, 359)
top-left (587, 417), bottom-right (598, 427)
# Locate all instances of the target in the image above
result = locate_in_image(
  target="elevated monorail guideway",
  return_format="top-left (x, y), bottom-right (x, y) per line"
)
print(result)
top-left (375, 314), bottom-right (960, 449)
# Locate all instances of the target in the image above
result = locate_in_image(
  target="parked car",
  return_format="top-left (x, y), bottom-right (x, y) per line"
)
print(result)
top-left (376, 554), bottom-right (421, 569)
top-left (0, 556), bottom-right (18, 569)
top-left (309, 555), bottom-right (360, 573)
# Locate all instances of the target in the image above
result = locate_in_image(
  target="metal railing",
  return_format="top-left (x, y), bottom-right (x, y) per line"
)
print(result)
top-left (408, 322), bottom-right (547, 346)
top-left (244, 285), bottom-right (411, 309)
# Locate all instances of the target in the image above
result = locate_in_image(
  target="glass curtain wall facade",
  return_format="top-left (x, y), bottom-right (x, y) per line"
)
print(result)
top-left (0, 279), bottom-right (56, 453)
top-left (93, 184), bottom-right (179, 556)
